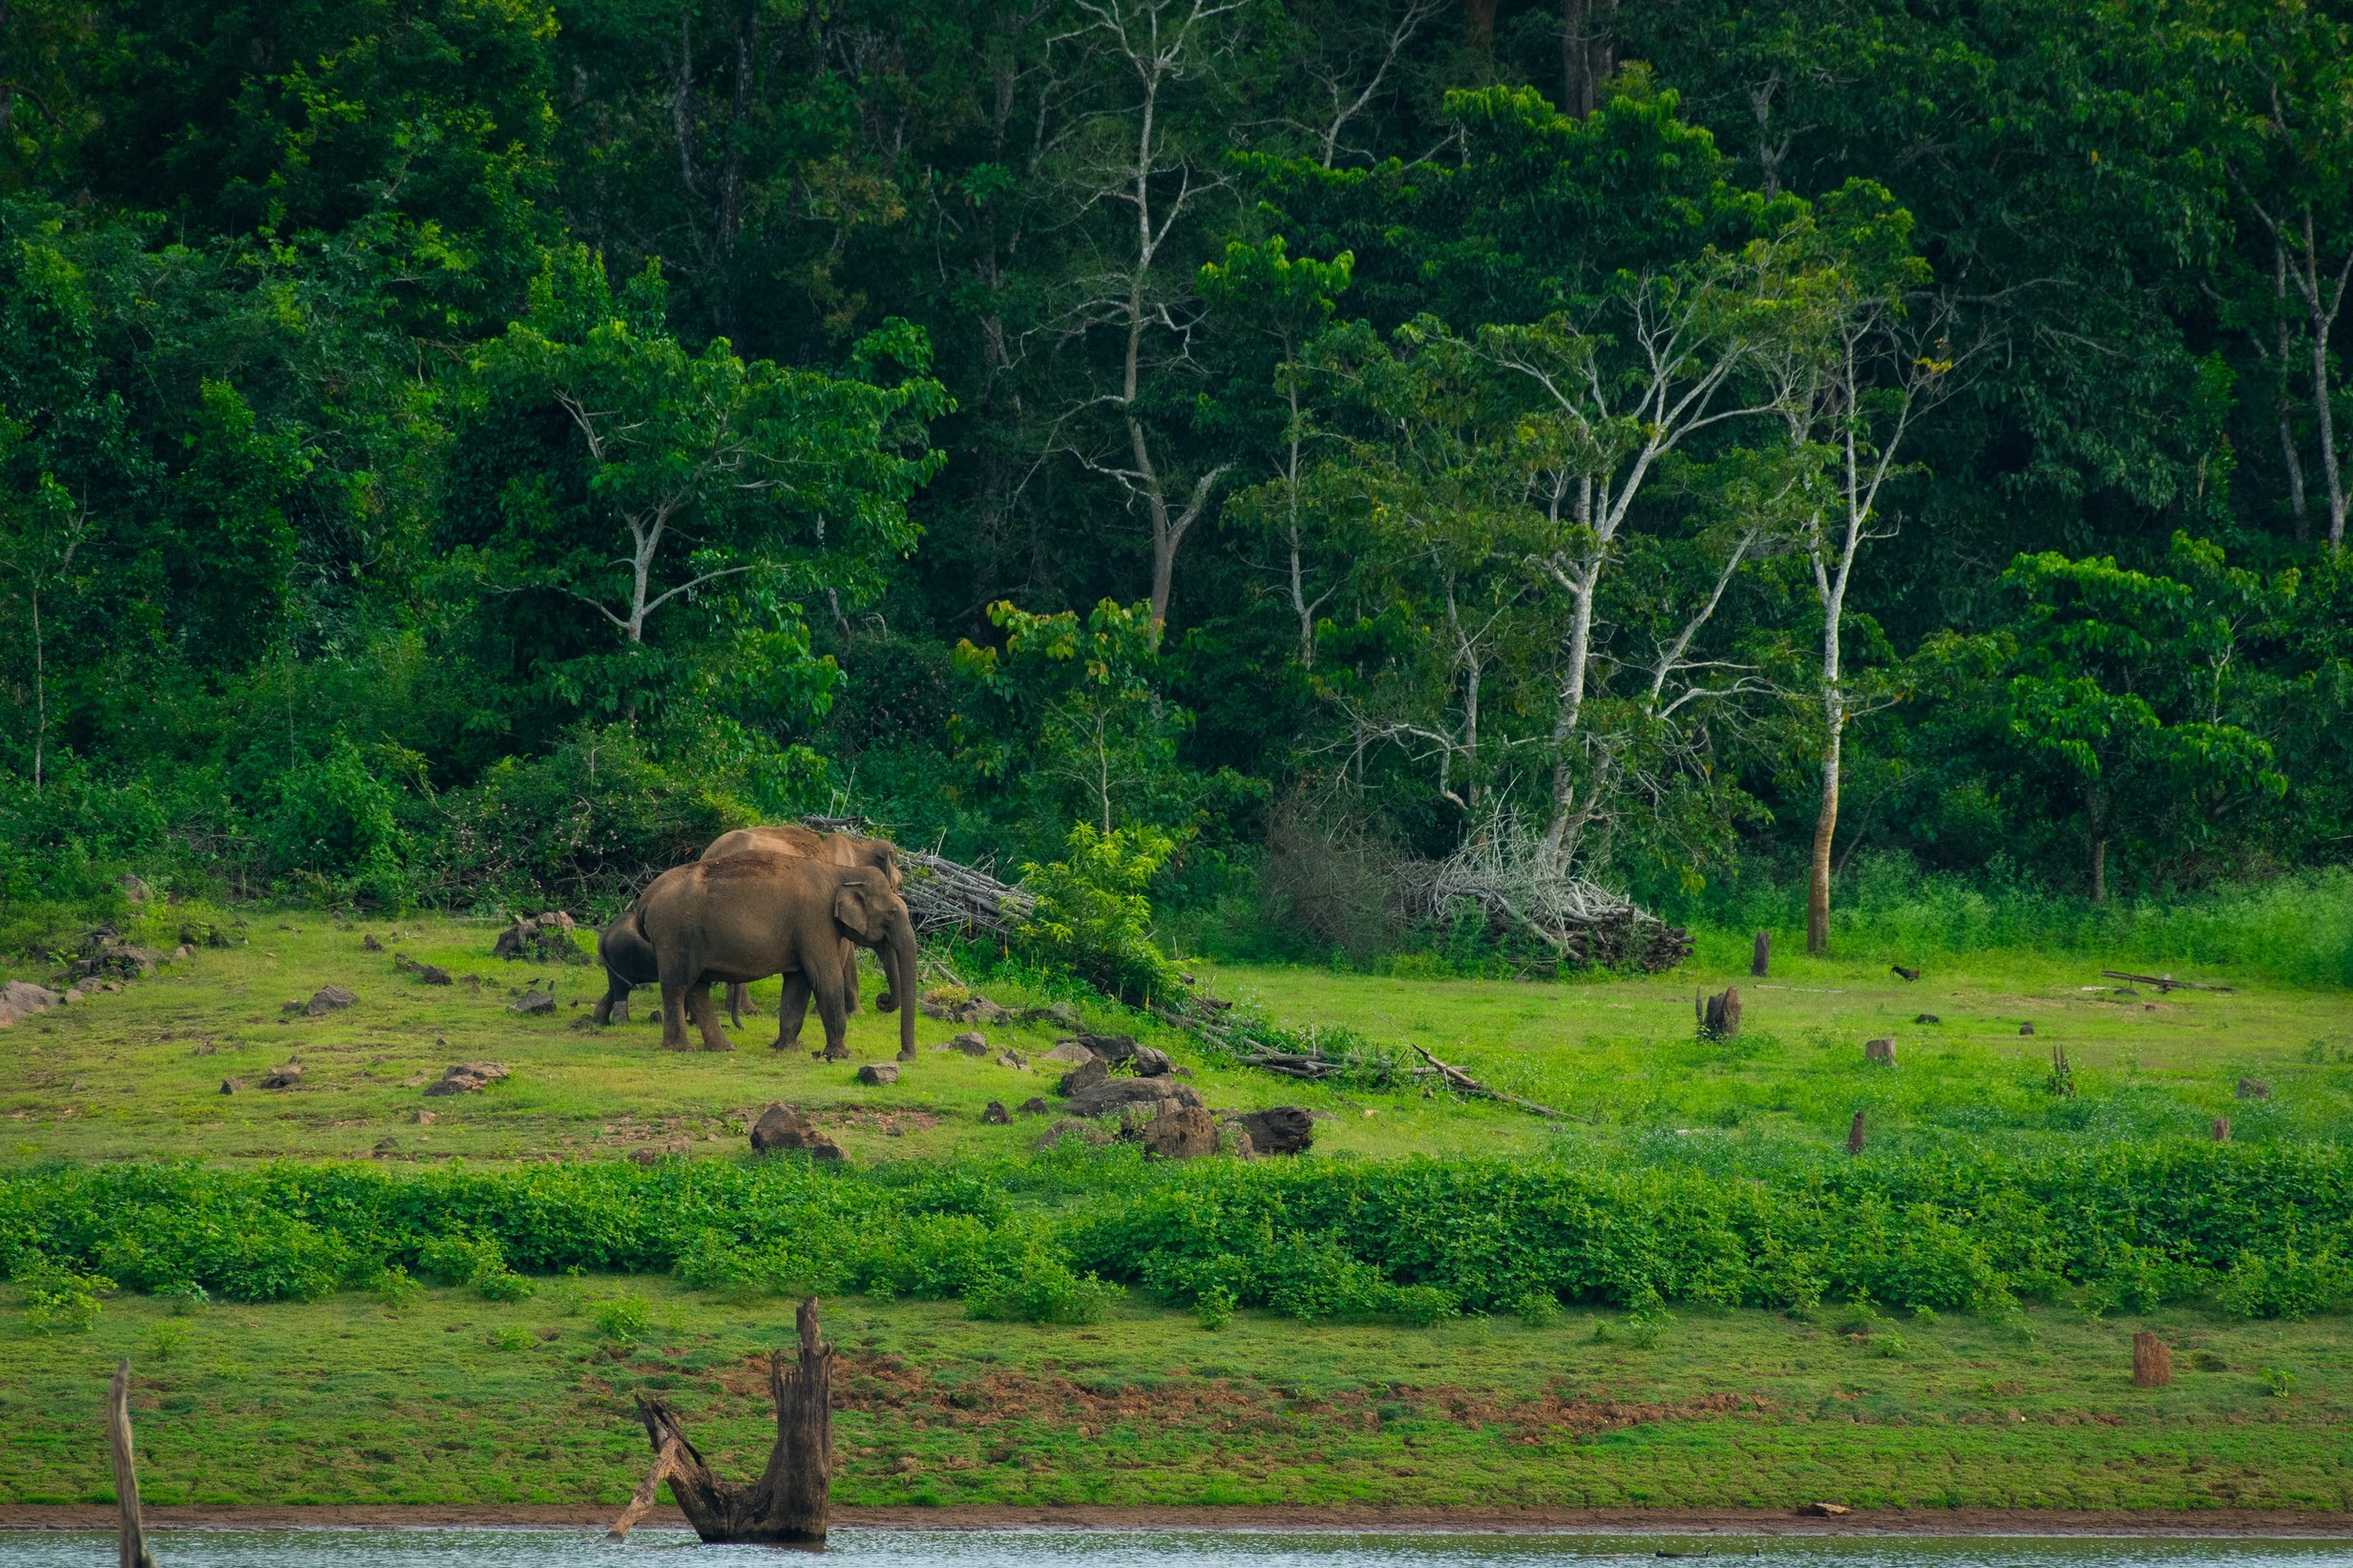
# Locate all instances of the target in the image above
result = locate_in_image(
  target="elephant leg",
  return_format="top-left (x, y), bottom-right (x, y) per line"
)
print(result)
top-left (657, 975), bottom-right (692, 1052)
top-left (592, 974), bottom-right (627, 1026)
top-left (687, 982), bottom-right (734, 1051)
top-left (809, 967), bottom-right (851, 1061)
top-left (776, 972), bottom-right (812, 1053)
top-left (727, 982), bottom-right (746, 1028)
top-left (842, 942), bottom-right (862, 1015)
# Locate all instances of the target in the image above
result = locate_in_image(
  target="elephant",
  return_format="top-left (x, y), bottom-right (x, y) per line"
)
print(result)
top-left (632, 850), bottom-right (919, 1060)
top-left (700, 825), bottom-right (902, 1026)
top-left (591, 906), bottom-right (660, 1027)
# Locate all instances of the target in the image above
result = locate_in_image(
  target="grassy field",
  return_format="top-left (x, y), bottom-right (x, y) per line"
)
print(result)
top-left (3, 1282), bottom-right (2349, 1513)
top-left (3, 917), bottom-right (2348, 1167)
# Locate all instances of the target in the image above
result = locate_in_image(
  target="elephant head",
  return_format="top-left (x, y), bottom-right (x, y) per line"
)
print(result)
top-left (830, 872), bottom-right (919, 1061)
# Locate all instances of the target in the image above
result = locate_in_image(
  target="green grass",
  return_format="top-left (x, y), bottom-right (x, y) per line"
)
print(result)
top-left (5, 916), bottom-right (2347, 1169)
top-left (4, 1281), bottom-right (2349, 1513)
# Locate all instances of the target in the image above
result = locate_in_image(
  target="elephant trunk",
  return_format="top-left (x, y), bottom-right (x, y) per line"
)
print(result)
top-left (877, 911), bottom-right (918, 1062)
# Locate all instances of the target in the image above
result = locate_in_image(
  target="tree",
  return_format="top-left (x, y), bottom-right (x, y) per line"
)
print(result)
top-left (452, 246), bottom-right (946, 721)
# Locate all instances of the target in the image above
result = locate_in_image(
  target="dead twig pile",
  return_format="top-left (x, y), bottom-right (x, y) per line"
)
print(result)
top-left (1394, 811), bottom-right (1691, 972)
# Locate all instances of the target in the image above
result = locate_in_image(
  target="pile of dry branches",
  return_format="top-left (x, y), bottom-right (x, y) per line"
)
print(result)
top-left (801, 817), bottom-right (1036, 937)
top-left (1394, 810), bottom-right (1691, 972)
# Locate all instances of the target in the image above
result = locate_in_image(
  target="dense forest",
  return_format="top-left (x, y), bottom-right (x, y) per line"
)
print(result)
top-left (4, 0), bottom-right (2351, 960)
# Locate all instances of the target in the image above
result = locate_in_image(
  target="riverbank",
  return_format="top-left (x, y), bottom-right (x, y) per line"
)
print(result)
top-left (6, 1504), bottom-right (2353, 1534)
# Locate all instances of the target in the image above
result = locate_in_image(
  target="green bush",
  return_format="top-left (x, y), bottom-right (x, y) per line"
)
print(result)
top-left (1017, 823), bottom-right (1185, 1004)
top-left (12, 1254), bottom-right (113, 1334)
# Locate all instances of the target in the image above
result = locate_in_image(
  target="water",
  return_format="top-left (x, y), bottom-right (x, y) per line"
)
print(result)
top-left (0, 1533), bottom-right (2347, 1568)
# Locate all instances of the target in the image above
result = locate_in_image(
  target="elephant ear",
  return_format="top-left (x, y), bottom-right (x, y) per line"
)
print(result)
top-left (832, 878), bottom-right (888, 944)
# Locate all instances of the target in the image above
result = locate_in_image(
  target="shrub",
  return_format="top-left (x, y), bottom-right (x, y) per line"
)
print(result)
top-left (591, 1294), bottom-right (652, 1343)
top-left (1017, 823), bottom-right (1184, 1004)
top-left (2216, 1249), bottom-right (2351, 1321)
top-left (14, 1254), bottom-right (113, 1334)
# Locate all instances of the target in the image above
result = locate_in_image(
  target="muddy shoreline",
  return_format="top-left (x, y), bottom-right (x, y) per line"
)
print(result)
top-left (3, 1505), bottom-right (2349, 1536)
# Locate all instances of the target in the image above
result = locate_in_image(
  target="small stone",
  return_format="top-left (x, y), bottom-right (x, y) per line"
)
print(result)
top-left (415, 963), bottom-right (452, 986)
top-left (259, 1065), bottom-right (303, 1090)
top-left (372, 1138), bottom-right (399, 1156)
top-left (510, 989), bottom-right (557, 1015)
top-left (424, 1061), bottom-right (510, 1097)
top-left (362, 933), bottom-right (385, 952)
top-left (1035, 1118), bottom-right (1111, 1151)
top-left (855, 1062), bottom-right (900, 1086)
top-left (2236, 1077), bottom-right (2271, 1100)
top-left (0, 980), bottom-right (63, 1026)
top-left (1129, 1045), bottom-right (1173, 1077)
top-left (414, 1110), bottom-right (435, 1125)
top-left (218, 1077), bottom-right (239, 1095)
top-left (996, 1052), bottom-right (1027, 1070)
top-left (1018, 1097), bottom-right (1051, 1116)
top-left (63, 989), bottom-right (84, 1004)
top-left (284, 985), bottom-right (358, 1017)
top-left (2019, 1022), bottom-right (2036, 1036)
top-left (172, 945), bottom-right (193, 960)
top-left (630, 1138), bottom-right (690, 1166)
top-left (951, 1031), bottom-right (990, 1056)
top-left (1040, 1041), bottom-right (1098, 1065)
top-left (982, 1100), bottom-right (1010, 1125)
top-left (749, 1103), bottom-right (844, 1160)
top-left (1913, 1013), bottom-right (1941, 1025)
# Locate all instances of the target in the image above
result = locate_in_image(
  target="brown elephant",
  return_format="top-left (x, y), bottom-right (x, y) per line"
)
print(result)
top-left (701, 825), bottom-right (901, 1026)
top-left (590, 906), bottom-right (660, 1026)
top-left (633, 850), bottom-right (918, 1060)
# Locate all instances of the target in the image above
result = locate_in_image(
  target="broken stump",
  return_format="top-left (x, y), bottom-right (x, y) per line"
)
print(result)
top-left (108, 1359), bottom-right (158, 1568)
top-left (618, 1297), bottom-right (832, 1545)
top-left (1696, 986), bottom-right (1741, 1041)
top-left (2132, 1330), bottom-right (2172, 1389)
top-left (1846, 1110), bottom-right (1866, 1156)
top-left (1751, 930), bottom-right (1770, 977)
top-left (1863, 1037), bottom-right (1896, 1066)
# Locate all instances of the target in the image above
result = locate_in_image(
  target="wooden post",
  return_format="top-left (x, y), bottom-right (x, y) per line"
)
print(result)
top-left (2132, 1330), bottom-right (2172, 1389)
top-left (1751, 930), bottom-right (1770, 977)
top-left (1845, 1110), bottom-right (1865, 1156)
top-left (2212, 1117), bottom-right (2231, 1143)
top-left (626, 1297), bottom-right (834, 1544)
top-left (107, 1360), bottom-right (158, 1568)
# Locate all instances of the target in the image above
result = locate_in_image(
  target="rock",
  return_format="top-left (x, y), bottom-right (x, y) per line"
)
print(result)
top-left (424, 1061), bottom-right (510, 1097)
top-left (566, 1014), bottom-right (598, 1033)
top-left (414, 963), bottom-right (452, 986)
top-left (116, 874), bottom-right (150, 903)
top-left (2019, 1022), bottom-right (2036, 1036)
top-left (1891, 965), bottom-right (1921, 982)
top-left (0, 980), bottom-right (64, 1027)
top-left (916, 986), bottom-right (1015, 1026)
top-left (1124, 1102), bottom-right (1220, 1160)
top-left (1057, 1057), bottom-right (1109, 1097)
top-left (749, 1103), bottom-right (844, 1160)
top-left (982, 1101), bottom-right (1010, 1125)
top-left (259, 1065), bottom-right (303, 1090)
top-left (995, 1052), bottom-right (1027, 1070)
top-left (1040, 1041), bottom-right (1099, 1065)
top-left (2236, 1077), bottom-right (2272, 1100)
top-left (218, 1077), bottom-right (239, 1095)
top-left (1222, 1124), bottom-right (1258, 1160)
top-left (855, 1062), bottom-right (900, 1086)
top-left (630, 1138), bottom-right (691, 1166)
top-left (1034, 1118), bottom-right (1111, 1151)
top-left (1065, 1077), bottom-right (1203, 1119)
top-left (1128, 1045), bottom-right (1173, 1077)
top-left (415, 1110), bottom-right (435, 1125)
top-left (1913, 1013), bottom-right (1941, 1025)
top-left (171, 945), bottom-right (193, 961)
top-left (71, 933), bottom-right (159, 982)
top-left (1033, 1002), bottom-right (1084, 1031)
top-left (1018, 1097), bottom-right (1051, 1116)
top-left (1800, 1502), bottom-right (1851, 1517)
top-left (63, 988), bottom-right (84, 1004)
top-left (950, 1031), bottom-right (990, 1056)
top-left (1232, 1106), bottom-right (1315, 1157)
top-left (362, 933), bottom-right (385, 952)
top-left (1067, 1032), bottom-right (1141, 1064)
top-left (284, 985), bottom-right (359, 1017)
top-left (372, 1138), bottom-right (400, 1157)
top-left (510, 988), bottom-right (557, 1015)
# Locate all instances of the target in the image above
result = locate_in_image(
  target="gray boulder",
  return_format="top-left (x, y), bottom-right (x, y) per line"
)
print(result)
top-left (749, 1103), bottom-right (843, 1160)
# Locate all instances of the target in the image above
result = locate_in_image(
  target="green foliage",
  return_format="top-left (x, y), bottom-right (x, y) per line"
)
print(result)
top-left (590, 1293), bottom-right (652, 1344)
top-left (1017, 823), bottom-right (1186, 1004)
top-left (12, 1252), bottom-right (112, 1334)
top-left (2216, 1250), bottom-right (2352, 1322)
top-left (413, 1233), bottom-right (535, 1302)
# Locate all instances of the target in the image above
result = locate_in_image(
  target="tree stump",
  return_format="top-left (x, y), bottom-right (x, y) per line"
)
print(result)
top-left (1845, 1110), bottom-right (1865, 1156)
top-left (1697, 987), bottom-right (1741, 1040)
top-left (620, 1297), bottom-right (834, 1544)
top-left (1863, 1037), bottom-right (1896, 1066)
top-left (2132, 1330), bottom-right (2172, 1389)
top-left (107, 1360), bottom-right (157, 1568)
top-left (2211, 1117), bottom-right (2231, 1143)
top-left (1751, 930), bottom-right (1770, 977)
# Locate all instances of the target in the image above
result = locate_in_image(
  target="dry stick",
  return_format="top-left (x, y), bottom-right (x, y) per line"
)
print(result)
top-left (2099, 969), bottom-right (2235, 994)
top-left (107, 1360), bottom-right (157, 1568)
top-left (606, 1434), bottom-right (684, 1543)
top-left (1404, 1042), bottom-right (1586, 1121)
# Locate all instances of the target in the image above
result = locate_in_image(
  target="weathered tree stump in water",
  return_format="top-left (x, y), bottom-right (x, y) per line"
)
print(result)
top-left (1752, 930), bottom-right (1770, 977)
top-left (2132, 1331), bottom-right (2172, 1389)
top-left (1846, 1110), bottom-right (1866, 1156)
top-left (1696, 987), bottom-right (1741, 1040)
top-left (108, 1360), bottom-right (158, 1568)
top-left (616, 1297), bottom-right (834, 1545)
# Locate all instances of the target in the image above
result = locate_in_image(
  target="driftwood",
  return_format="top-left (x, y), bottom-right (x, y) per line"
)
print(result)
top-left (624, 1297), bottom-right (834, 1545)
top-left (2132, 1331), bottom-right (2172, 1389)
top-left (2100, 969), bottom-right (2233, 993)
top-left (108, 1360), bottom-right (157, 1568)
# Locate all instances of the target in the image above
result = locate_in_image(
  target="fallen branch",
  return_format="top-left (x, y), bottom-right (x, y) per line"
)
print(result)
top-left (606, 1433), bottom-right (684, 1543)
top-left (2100, 969), bottom-right (2234, 994)
top-left (1406, 1041), bottom-right (1586, 1121)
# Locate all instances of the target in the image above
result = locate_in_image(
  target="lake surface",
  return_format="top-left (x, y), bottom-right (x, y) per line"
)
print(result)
top-left (2, 1532), bottom-right (2350, 1568)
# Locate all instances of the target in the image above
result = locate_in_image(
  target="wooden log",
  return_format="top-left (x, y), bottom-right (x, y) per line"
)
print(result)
top-left (2100, 969), bottom-right (2233, 993)
top-left (1863, 1037), bottom-right (1896, 1065)
top-left (606, 1434), bottom-right (683, 1542)
top-left (1751, 930), bottom-right (1770, 977)
top-left (2132, 1330), bottom-right (2172, 1389)
top-left (631, 1297), bottom-right (833, 1544)
top-left (107, 1360), bottom-right (158, 1568)
top-left (1845, 1110), bottom-right (1865, 1156)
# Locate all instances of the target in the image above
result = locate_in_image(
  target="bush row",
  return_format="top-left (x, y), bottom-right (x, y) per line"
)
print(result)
top-left (4, 1143), bottom-right (2350, 1328)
